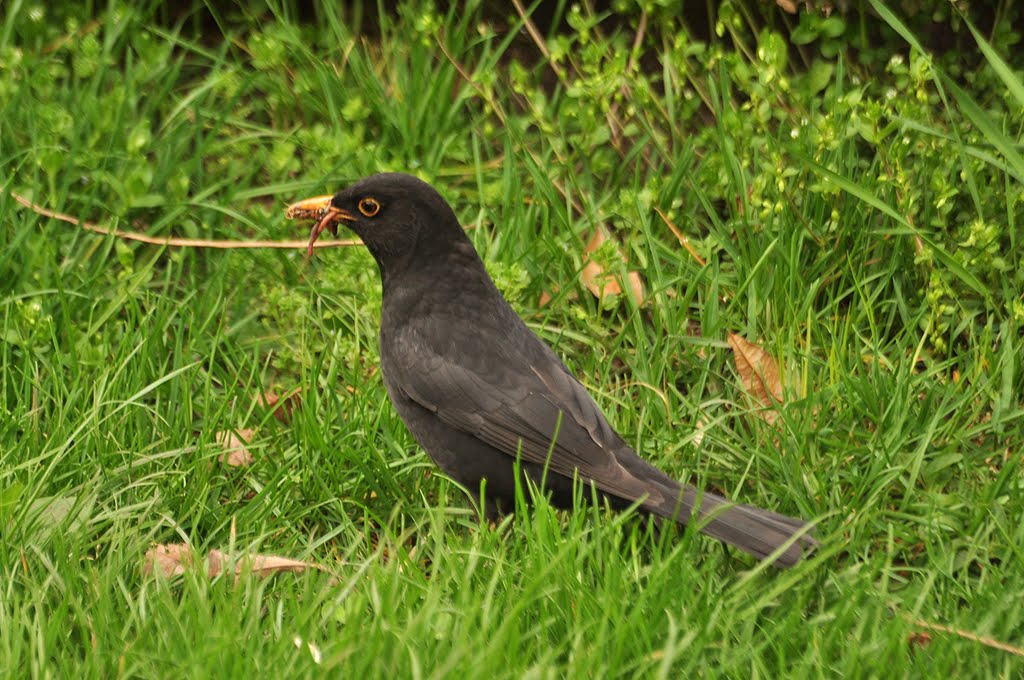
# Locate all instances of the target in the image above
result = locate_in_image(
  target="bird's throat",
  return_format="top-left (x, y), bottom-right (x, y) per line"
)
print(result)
top-left (380, 239), bottom-right (500, 317)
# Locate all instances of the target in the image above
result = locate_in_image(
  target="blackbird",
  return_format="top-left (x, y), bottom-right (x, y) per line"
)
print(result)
top-left (287, 173), bottom-right (817, 567)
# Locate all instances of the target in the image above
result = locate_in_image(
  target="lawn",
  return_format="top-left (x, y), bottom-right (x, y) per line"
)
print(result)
top-left (2, 1), bottom-right (1023, 677)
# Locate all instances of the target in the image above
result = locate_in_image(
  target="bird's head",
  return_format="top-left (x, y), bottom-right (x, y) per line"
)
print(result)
top-left (286, 173), bottom-right (466, 272)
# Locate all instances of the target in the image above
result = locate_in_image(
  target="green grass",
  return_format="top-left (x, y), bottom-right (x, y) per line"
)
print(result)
top-left (2, 1), bottom-right (1023, 676)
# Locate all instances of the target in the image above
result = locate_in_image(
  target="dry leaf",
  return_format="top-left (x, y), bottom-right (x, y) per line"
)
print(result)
top-left (254, 388), bottom-right (302, 423)
top-left (144, 543), bottom-right (323, 580)
top-left (538, 286), bottom-right (577, 308)
top-left (581, 227), bottom-right (645, 305)
top-left (776, 0), bottom-right (798, 13)
top-left (206, 549), bottom-right (320, 579)
top-left (728, 333), bottom-right (784, 424)
top-left (143, 543), bottom-right (193, 577)
top-left (216, 428), bottom-right (255, 467)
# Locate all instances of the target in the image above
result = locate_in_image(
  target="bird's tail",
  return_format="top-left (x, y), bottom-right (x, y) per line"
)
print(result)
top-left (647, 485), bottom-right (818, 568)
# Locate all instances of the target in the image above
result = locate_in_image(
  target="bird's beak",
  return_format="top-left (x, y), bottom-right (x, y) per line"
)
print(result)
top-left (285, 195), bottom-right (357, 256)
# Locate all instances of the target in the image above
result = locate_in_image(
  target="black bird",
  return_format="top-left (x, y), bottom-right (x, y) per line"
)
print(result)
top-left (287, 173), bottom-right (817, 567)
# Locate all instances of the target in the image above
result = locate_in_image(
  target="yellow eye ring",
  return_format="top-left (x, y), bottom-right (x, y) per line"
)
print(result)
top-left (358, 197), bottom-right (380, 217)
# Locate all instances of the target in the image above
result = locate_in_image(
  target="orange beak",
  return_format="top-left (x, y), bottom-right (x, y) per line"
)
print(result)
top-left (285, 195), bottom-right (357, 256)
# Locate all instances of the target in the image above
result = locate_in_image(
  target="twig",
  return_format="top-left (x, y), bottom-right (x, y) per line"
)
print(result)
top-left (11, 192), bottom-right (362, 250)
top-left (902, 613), bottom-right (1024, 657)
top-left (654, 206), bottom-right (706, 266)
top-left (511, 0), bottom-right (565, 79)
top-left (435, 37), bottom-right (507, 127)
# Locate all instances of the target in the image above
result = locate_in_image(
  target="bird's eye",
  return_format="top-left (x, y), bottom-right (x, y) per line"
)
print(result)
top-left (358, 197), bottom-right (380, 217)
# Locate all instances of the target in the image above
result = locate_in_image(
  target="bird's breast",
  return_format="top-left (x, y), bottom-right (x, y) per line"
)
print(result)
top-left (379, 273), bottom-right (532, 379)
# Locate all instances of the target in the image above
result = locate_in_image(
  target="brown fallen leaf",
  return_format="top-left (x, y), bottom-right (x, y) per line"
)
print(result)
top-left (728, 333), bottom-right (784, 424)
top-left (581, 226), bottom-right (645, 306)
top-left (216, 428), bottom-right (255, 467)
top-left (254, 388), bottom-right (302, 424)
top-left (143, 543), bottom-right (324, 580)
top-left (206, 549), bottom-right (320, 579)
top-left (538, 286), bottom-right (578, 308)
top-left (142, 543), bottom-right (193, 577)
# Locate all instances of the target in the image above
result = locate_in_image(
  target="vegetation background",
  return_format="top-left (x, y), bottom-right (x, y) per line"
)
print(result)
top-left (2, 0), bottom-right (1022, 676)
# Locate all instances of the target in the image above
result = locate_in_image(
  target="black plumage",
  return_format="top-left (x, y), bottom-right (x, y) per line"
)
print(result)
top-left (288, 173), bottom-right (817, 567)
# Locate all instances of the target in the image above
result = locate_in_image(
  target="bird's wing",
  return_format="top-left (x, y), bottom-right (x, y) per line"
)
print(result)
top-left (391, 335), bottom-right (677, 507)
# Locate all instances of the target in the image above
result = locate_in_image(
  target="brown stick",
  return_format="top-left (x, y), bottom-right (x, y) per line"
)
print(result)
top-left (654, 207), bottom-right (706, 266)
top-left (11, 192), bottom-right (362, 250)
top-left (902, 613), bottom-right (1024, 657)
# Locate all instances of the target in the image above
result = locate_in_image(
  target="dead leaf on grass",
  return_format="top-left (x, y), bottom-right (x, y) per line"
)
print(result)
top-left (216, 428), bottom-right (255, 467)
top-left (143, 543), bottom-right (323, 580)
top-left (142, 543), bottom-right (194, 577)
top-left (206, 549), bottom-right (319, 579)
top-left (728, 333), bottom-right (784, 424)
top-left (581, 227), bottom-right (645, 305)
top-left (254, 388), bottom-right (302, 424)
top-left (538, 286), bottom-right (579, 308)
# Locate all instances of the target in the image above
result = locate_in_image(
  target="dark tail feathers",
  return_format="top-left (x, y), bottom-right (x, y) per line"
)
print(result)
top-left (648, 486), bottom-right (818, 568)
